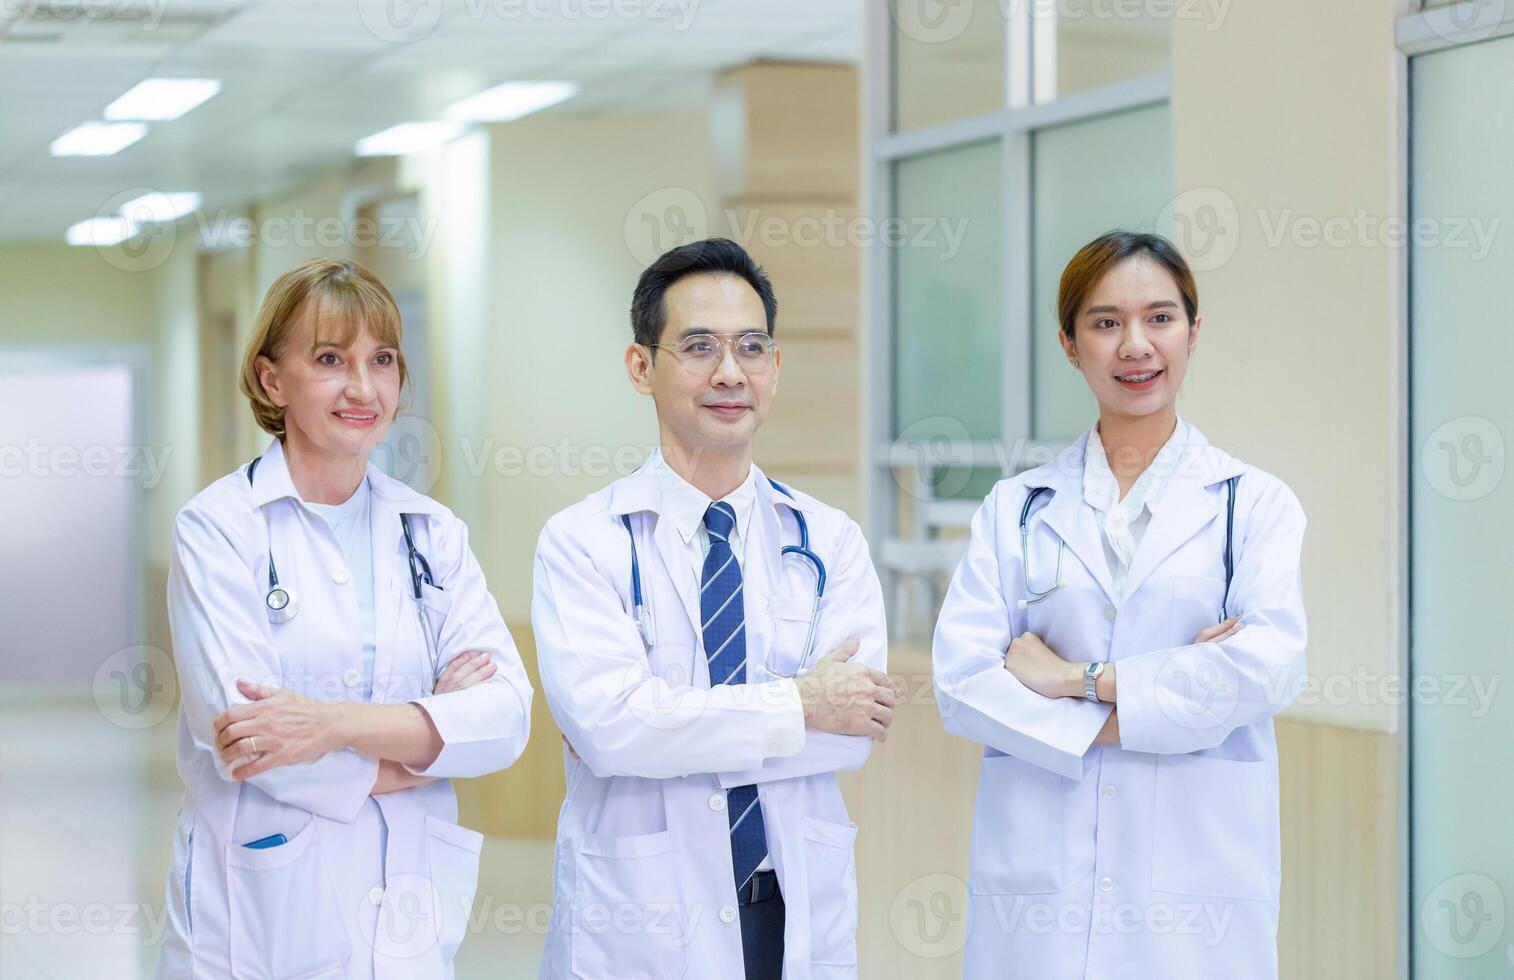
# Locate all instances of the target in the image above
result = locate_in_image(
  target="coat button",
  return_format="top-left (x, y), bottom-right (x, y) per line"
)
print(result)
top-left (333, 568), bottom-right (350, 585)
top-left (708, 793), bottom-right (726, 812)
top-left (1098, 876), bottom-right (1114, 892)
top-left (719, 905), bottom-right (737, 924)
top-left (368, 886), bottom-right (384, 905)
top-left (344, 669), bottom-right (361, 688)
top-left (1103, 605), bottom-right (1116, 620)
top-left (1102, 784), bottom-right (1117, 800)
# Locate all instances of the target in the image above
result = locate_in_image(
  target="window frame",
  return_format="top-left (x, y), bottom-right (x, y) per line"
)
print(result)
top-left (864, 2), bottom-right (1173, 620)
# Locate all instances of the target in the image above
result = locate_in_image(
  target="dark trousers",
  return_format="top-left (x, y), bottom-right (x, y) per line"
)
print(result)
top-left (739, 881), bottom-right (786, 980)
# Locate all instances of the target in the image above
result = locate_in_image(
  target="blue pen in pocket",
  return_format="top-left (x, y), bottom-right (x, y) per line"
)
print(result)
top-left (242, 833), bottom-right (288, 850)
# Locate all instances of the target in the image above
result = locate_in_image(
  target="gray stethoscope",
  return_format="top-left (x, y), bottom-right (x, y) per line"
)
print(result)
top-left (1017, 475), bottom-right (1241, 620)
top-left (620, 478), bottom-right (827, 678)
top-left (248, 456), bottom-right (443, 675)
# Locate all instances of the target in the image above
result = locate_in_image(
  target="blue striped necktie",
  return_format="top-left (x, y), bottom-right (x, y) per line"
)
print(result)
top-left (701, 501), bottom-right (768, 895)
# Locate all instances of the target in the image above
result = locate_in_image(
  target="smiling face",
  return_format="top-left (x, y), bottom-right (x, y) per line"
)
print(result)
top-left (626, 271), bottom-right (781, 460)
top-left (1059, 256), bottom-right (1200, 422)
top-left (255, 299), bottom-right (402, 464)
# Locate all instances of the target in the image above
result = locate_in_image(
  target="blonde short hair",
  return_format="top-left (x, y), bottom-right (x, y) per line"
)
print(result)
top-left (240, 258), bottom-right (408, 437)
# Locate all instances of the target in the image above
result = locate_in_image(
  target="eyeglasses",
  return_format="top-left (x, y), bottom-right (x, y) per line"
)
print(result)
top-left (648, 332), bottom-right (778, 374)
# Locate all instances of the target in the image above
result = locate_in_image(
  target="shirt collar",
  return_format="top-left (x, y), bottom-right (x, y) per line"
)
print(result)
top-left (1082, 418), bottom-right (1189, 516)
top-left (647, 448), bottom-right (758, 546)
top-left (249, 437), bottom-right (444, 516)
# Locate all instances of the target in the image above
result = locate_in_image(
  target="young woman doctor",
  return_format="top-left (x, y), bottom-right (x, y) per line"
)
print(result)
top-left (156, 259), bottom-right (533, 980)
top-left (933, 232), bottom-right (1307, 980)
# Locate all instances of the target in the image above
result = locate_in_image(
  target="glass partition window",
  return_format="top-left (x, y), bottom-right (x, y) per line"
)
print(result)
top-left (893, 140), bottom-right (1004, 442)
top-left (1409, 32), bottom-right (1514, 979)
top-left (892, 0), bottom-right (1005, 131)
top-left (1043, 0), bottom-right (1173, 102)
top-left (890, 1), bottom-right (1176, 131)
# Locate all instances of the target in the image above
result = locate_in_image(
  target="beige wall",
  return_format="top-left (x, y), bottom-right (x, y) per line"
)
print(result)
top-left (470, 109), bottom-right (717, 624)
top-left (1170, 0), bottom-right (1410, 972)
top-left (1173, 0), bottom-right (1410, 737)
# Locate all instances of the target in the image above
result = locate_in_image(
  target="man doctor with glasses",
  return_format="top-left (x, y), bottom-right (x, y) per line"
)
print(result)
top-left (532, 238), bottom-right (896, 980)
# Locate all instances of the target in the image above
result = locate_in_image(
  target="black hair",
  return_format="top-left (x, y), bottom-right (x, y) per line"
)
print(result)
top-left (630, 238), bottom-right (778, 349)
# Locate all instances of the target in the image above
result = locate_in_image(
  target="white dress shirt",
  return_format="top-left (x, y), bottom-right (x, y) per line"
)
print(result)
top-left (648, 451), bottom-right (805, 871)
top-left (1082, 420), bottom-right (1187, 603)
top-left (647, 451), bottom-right (805, 750)
top-left (305, 478), bottom-right (376, 700)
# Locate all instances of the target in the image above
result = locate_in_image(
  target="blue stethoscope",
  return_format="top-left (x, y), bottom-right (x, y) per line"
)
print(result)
top-left (621, 478), bottom-right (827, 678)
top-left (1017, 475), bottom-right (1241, 620)
top-left (247, 456), bottom-right (443, 675)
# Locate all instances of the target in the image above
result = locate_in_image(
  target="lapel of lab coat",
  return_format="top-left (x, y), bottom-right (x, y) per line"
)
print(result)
top-left (609, 465), bottom-right (703, 653)
top-left (742, 467), bottom-right (796, 682)
top-left (1035, 432), bottom-right (1119, 606)
top-left (1120, 422), bottom-right (1245, 602)
top-left (366, 458), bottom-right (447, 699)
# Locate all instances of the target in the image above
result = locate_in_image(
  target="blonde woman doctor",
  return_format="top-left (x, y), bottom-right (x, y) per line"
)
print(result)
top-left (933, 231), bottom-right (1307, 979)
top-left (156, 259), bottom-right (533, 980)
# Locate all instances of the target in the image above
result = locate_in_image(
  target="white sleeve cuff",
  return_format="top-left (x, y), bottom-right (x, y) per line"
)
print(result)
top-left (762, 679), bottom-right (806, 758)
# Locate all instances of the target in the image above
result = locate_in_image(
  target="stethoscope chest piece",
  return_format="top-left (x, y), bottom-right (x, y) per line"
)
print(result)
top-left (265, 584), bottom-right (298, 623)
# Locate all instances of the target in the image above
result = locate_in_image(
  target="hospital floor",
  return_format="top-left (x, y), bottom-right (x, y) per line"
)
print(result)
top-left (0, 699), bottom-right (552, 978)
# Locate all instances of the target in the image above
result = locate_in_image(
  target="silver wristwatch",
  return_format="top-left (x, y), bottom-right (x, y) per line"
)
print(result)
top-left (1083, 661), bottom-right (1105, 702)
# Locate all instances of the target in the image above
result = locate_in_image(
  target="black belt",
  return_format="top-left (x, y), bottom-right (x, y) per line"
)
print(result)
top-left (739, 870), bottom-right (781, 906)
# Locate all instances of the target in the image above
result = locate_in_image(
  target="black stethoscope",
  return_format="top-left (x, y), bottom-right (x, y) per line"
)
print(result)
top-left (620, 477), bottom-right (828, 677)
top-left (1017, 475), bottom-right (1240, 620)
top-left (248, 456), bottom-right (442, 672)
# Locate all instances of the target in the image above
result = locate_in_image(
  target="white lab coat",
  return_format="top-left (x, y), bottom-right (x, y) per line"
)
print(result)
top-left (531, 461), bottom-right (887, 980)
top-left (156, 439), bottom-right (533, 980)
top-left (933, 423), bottom-right (1307, 980)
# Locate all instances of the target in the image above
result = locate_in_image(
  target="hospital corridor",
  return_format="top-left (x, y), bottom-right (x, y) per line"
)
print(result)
top-left (2, 1), bottom-right (1512, 977)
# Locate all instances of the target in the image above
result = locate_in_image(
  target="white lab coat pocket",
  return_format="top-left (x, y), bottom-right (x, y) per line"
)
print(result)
top-left (424, 815), bottom-right (484, 965)
top-left (765, 592), bottom-right (818, 678)
top-left (1151, 754), bottom-right (1276, 901)
top-left (801, 815), bottom-right (859, 968)
top-left (571, 829), bottom-right (688, 979)
top-left (968, 753), bottom-right (1066, 895)
top-left (225, 820), bottom-right (349, 980)
top-left (1169, 573), bottom-right (1228, 642)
